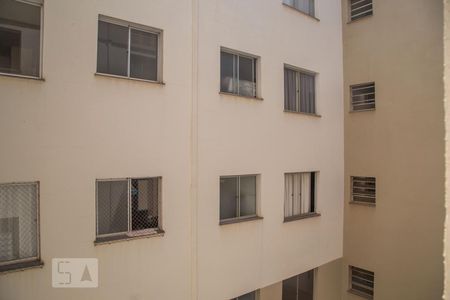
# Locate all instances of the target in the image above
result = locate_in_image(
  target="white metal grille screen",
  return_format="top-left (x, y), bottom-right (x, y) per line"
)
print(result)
top-left (96, 177), bottom-right (160, 238)
top-left (0, 182), bottom-right (38, 265)
top-left (351, 176), bottom-right (376, 204)
top-left (350, 0), bottom-right (373, 21)
top-left (351, 83), bottom-right (375, 111)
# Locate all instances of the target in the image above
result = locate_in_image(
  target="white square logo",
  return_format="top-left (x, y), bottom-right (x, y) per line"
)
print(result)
top-left (52, 258), bottom-right (98, 288)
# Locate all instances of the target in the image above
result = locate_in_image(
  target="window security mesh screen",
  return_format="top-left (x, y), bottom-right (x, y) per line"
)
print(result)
top-left (350, 266), bottom-right (374, 298)
top-left (0, 182), bottom-right (38, 265)
top-left (351, 176), bottom-right (376, 204)
top-left (96, 178), bottom-right (160, 238)
top-left (350, 0), bottom-right (373, 21)
top-left (351, 83), bottom-right (375, 111)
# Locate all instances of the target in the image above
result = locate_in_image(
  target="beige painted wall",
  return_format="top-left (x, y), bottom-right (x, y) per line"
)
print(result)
top-left (444, 0), bottom-right (450, 298)
top-left (342, 0), bottom-right (445, 299)
top-left (0, 0), bottom-right (344, 300)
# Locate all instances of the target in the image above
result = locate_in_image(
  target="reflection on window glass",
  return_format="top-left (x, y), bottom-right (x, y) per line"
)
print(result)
top-left (0, 0), bottom-right (41, 77)
top-left (130, 29), bottom-right (158, 81)
top-left (220, 175), bottom-right (257, 221)
top-left (220, 50), bottom-right (256, 97)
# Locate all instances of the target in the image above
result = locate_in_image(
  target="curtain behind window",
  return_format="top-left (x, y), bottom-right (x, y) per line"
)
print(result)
top-left (284, 68), bottom-right (297, 111)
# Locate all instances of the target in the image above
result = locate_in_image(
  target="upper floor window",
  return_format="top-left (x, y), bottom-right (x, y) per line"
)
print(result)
top-left (349, 266), bottom-right (374, 299)
top-left (284, 172), bottom-right (317, 221)
top-left (284, 66), bottom-right (316, 114)
top-left (282, 269), bottom-right (315, 300)
top-left (220, 48), bottom-right (257, 98)
top-left (0, 182), bottom-right (40, 270)
top-left (231, 291), bottom-right (258, 300)
top-left (351, 176), bottom-right (376, 205)
top-left (0, 0), bottom-right (42, 78)
top-left (283, 0), bottom-right (315, 17)
top-left (220, 175), bottom-right (258, 223)
top-left (97, 16), bottom-right (162, 82)
top-left (349, 0), bottom-right (373, 22)
top-left (351, 83), bottom-right (375, 111)
top-left (96, 177), bottom-right (162, 243)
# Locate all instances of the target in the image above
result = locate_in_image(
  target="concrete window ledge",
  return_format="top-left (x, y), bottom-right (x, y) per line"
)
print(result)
top-left (0, 260), bottom-right (44, 275)
top-left (283, 212), bottom-right (321, 223)
top-left (94, 229), bottom-right (165, 246)
top-left (219, 215), bottom-right (263, 226)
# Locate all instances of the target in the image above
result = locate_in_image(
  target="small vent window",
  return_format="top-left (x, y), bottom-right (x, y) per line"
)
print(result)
top-left (350, 0), bottom-right (373, 21)
top-left (351, 176), bottom-right (376, 204)
top-left (351, 83), bottom-right (375, 111)
top-left (349, 266), bottom-right (374, 299)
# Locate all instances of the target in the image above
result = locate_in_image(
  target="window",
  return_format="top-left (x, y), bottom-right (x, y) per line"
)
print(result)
top-left (284, 67), bottom-right (316, 114)
top-left (220, 175), bottom-right (257, 222)
top-left (96, 177), bottom-right (161, 241)
top-left (97, 16), bottom-right (161, 81)
top-left (282, 269), bottom-right (315, 300)
top-left (284, 172), bottom-right (316, 220)
top-left (283, 0), bottom-right (315, 17)
top-left (0, 182), bottom-right (40, 267)
top-left (0, 0), bottom-right (42, 77)
top-left (351, 83), bottom-right (375, 111)
top-left (220, 49), bottom-right (257, 98)
top-left (349, 266), bottom-right (374, 299)
top-left (349, 0), bottom-right (373, 21)
top-left (351, 176), bottom-right (376, 204)
top-left (231, 291), bottom-right (258, 300)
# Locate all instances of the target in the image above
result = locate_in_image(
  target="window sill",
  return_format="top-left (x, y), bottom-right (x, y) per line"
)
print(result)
top-left (349, 108), bottom-right (375, 113)
top-left (94, 229), bottom-right (165, 245)
top-left (0, 72), bottom-right (44, 81)
top-left (219, 92), bottom-right (263, 101)
top-left (219, 215), bottom-right (263, 226)
top-left (0, 260), bottom-right (44, 275)
top-left (282, 3), bottom-right (320, 21)
top-left (284, 110), bottom-right (321, 117)
top-left (347, 289), bottom-right (373, 299)
top-left (349, 201), bottom-right (376, 207)
top-left (347, 14), bottom-right (374, 24)
top-left (95, 73), bottom-right (165, 85)
top-left (284, 212), bottom-right (321, 223)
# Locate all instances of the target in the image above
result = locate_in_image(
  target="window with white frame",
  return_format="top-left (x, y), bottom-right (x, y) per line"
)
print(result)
top-left (284, 67), bottom-right (316, 114)
top-left (349, 266), bottom-right (374, 299)
top-left (349, 0), bottom-right (373, 21)
top-left (0, 182), bottom-right (40, 267)
top-left (220, 175), bottom-right (257, 222)
top-left (220, 49), bottom-right (257, 98)
top-left (96, 177), bottom-right (161, 240)
top-left (284, 172), bottom-right (316, 220)
top-left (282, 269), bottom-right (315, 300)
top-left (351, 176), bottom-right (376, 204)
top-left (283, 0), bottom-right (315, 17)
top-left (97, 16), bottom-right (161, 81)
top-left (0, 0), bottom-right (43, 77)
top-left (231, 291), bottom-right (258, 300)
top-left (351, 83), bottom-right (375, 111)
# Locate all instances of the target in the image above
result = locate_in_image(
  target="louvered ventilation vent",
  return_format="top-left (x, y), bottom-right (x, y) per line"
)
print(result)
top-left (351, 176), bottom-right (376, 204)
top-left (350, 0), bottom-right (373, 21)
top-left (350, 266), bottom-right (374, 298)
top-left (351, 82), bottom-right (375, 111)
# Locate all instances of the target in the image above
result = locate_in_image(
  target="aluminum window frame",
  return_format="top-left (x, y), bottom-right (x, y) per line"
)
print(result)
top-left (96, 15), bottom-right (163, 83)
top-left (220, 47), bottom-right (259, 98)
top-left (284, 64), bottom-right (318, 114)
top-left (219, 174), bottom-right (259, 222)
top-left (95, 177), bottom-right (162, 239)
top-left (282, 269), bottom-right (317, 300)
top-left (284, 171), bottom-right (318, 219)
top-left (0, 0), bottom-right (44, 80)
top-left (0, 181), bottom-right (40, 267)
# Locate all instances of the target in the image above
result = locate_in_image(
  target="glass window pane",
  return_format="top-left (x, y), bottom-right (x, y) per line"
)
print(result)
top-left (284, 68), bottom-right (297, 111)
top-left (97, 180), bottom-right (128, 235)
top-left (238, 56), bottom-right (255, 97)
top-left (237, 291), bottom-right (256, 300)
top-left (220, 177), bottom-right (238, 220)
top-left (239, 176), bottom-right (256, 217)
top-left (0, 183), bottom-right (38, 262)
top-left (298, 270), bottom-right (314, 300)
top-left (282, 275), bottom-right (298, 300)
top-left (97, 21), bottom-right (128, 77)
top-left (0, 0), bottom-right (41, 77)
top-left (299, 73), bottom-right (315, 114)
top-left (130, 29), bottom-right (158, 81)
top-left (221, 51), bottom-right (236, 94)
top-left (131, 178), bottom-right (159, 231)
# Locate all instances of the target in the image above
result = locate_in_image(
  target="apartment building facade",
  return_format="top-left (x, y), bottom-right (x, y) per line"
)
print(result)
top-left (343, 0), bottom-right (445, 299)
top-left (0, 0), bottom-right (344, 299)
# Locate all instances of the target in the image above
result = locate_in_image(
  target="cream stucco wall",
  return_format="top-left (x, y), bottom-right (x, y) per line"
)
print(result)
top-left (0, 1), bottom-right (344, 300)
top-left (343, 0), bottom-right (445, 299)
